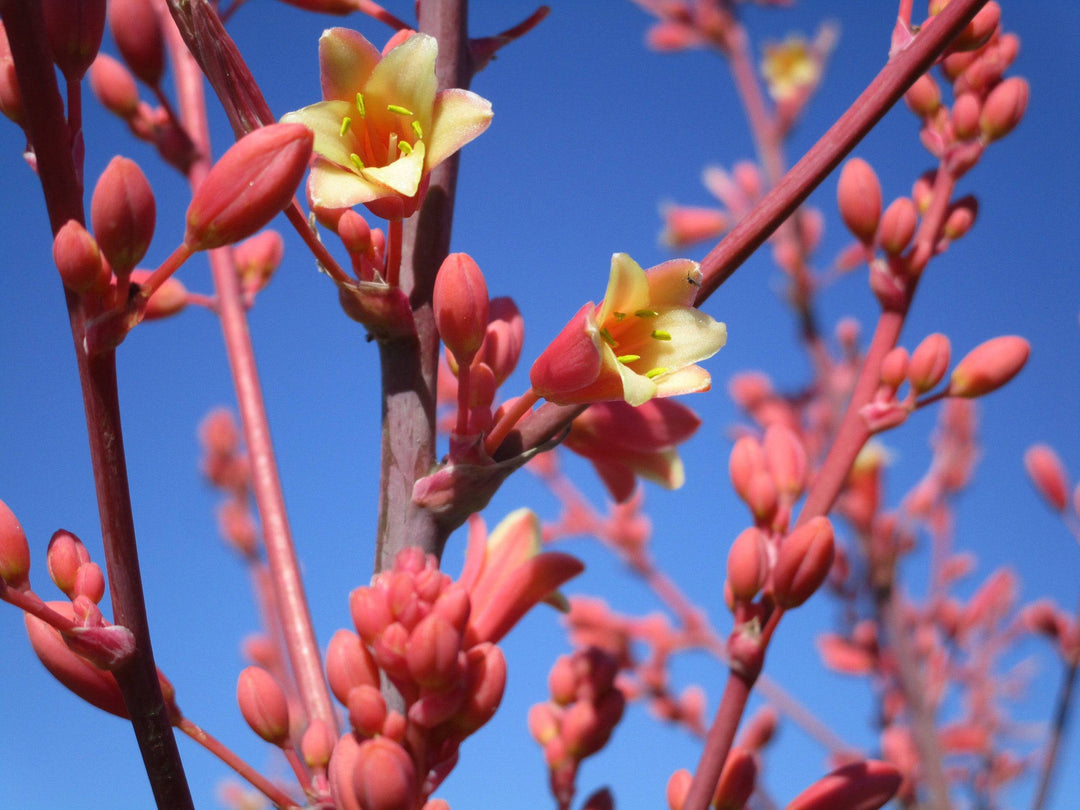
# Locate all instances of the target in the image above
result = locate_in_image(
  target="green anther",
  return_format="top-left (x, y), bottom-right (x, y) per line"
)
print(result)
top-left (634, 309), bottom-right (659, 318)
top-left (339, 116), bottom-right (352, 137)
top-left (645, 367), bottom-right (668, 379)
top-left (599, 327), bottom-right (617, 347)
top-left (349, 152), bottom-right (365, 170)
top-left (613, 312), bottom-right (627, 321)
top-left (387, 104), bottom-right (414, 116)
top-left (651, 329), bottom-right (672, 341)
top-left (616, 354), bottom-right (641, 365)
top-left (355, 92), bottom-right (366, 117)
top-left (398, 141), bottom-right (413, 155)
top-left (411, 120), bottom-right (423, 139)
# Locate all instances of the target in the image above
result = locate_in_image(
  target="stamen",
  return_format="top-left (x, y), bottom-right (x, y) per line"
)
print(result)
top-left (616, 354), bottom-right (640, 365)
top-left (339, 116), bottom-right (352, 137)
top-left (411, 120), bottom-right (423, 139)
top-left (355, 92), bottom-right (366, 117)
top-left (645, 367), bottom-right (668, 379)
top-left (387, 104), bottom-right (414, 116)
top-left (349, 153), bottom-right (365, 170)
top-left (612, 311), bottom-right (627, 321)
top-left (635, 309), bottom-right (658, 318)
top-left (599, 327), bottom-right (617, 347)
top-left (398, 141), bottom-right (413, 155)
top-left (651, 329), bottom-right (672, 341)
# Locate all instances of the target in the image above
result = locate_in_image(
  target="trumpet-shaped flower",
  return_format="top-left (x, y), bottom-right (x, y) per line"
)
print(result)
top-left (281, 28), bottom-right (493, 219)
top-left (530, 254), bottom-right (726, 407)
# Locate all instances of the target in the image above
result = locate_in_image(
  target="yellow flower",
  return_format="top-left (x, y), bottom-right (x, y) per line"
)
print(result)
top-left (530, 253), bottom-right (727, 407)
top-left (760, 35), bottom-right (820, 102)
top-left (281, 28), bottom-right (492, 218)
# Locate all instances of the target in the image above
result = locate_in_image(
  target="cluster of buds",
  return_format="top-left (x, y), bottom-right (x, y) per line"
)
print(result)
top-left (198, 409), bottom-right (258, 558)
top-left (660, 162), bottom-right (762, 251)
top-left (528, 647), bottom-right (627, 809)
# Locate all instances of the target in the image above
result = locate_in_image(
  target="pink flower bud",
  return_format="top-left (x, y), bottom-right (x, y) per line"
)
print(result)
top-left (350, 585), bottom-right (393, 645)
top-left (43, 0), bottom-right (106, 82)
top-left (548, 654), bottom-right (578, 705)
top-left (738, 706), bottom-right (778, 751)
top-left (1024, 445), bottom-right (1069, 512)
top-left (729, 435), bottom-right (766, 503)
top-left (434, 253), bottom-right (490, 368)
top-left (372, 622), bottom-right (412, 687)
top-left (660, 204), bottom-right (728, 248)
top-left (947, 336), bottom-right (1030, 398)
top-left (73, 561), bottom-right (106, 603)
top-left (817, 633), bottom-right (875, 675)
top-left (233, 230), bottom-right (284, 296)
top-left (454, 642), bottom-right (507, 734)
top-left (943, 195), bottom-right (978, 240)
top-left (837, 158), bottom-right (882, 244)
top-left (89, 54), bottom-right (139, 118)
top-left (300, 718), bottom-right (335, 770)
top-left (528, 702), bottom-right (561, 744)
top-left (869, 260), bottom-right (908, 309)
top-left (904, 73), bottom-right (940, 118)
top-left (666, 768), bottom-right (692, 810)
top-left (746, 469), bottom-right (778, 525)
top-left (91, 156), bottom-right (156, 275)
top-left (326, 629), bottom-right (380, 705)
top-left (0, 23), bottom-right (24, 125)
top-left (764, 425), bottom-right (808, 497)
top-left (108, 0), bottom-right (164, 86)
top-left (726, 527), bottom-right (768, 603)
top-left (347, 684), bottom-right (387, 738)
top-left (908, 333), bottom-right (951, 394)
top-left (773, 517), bottom-right (835, 608)
top-left (786, 760), bottom-right (902, 810)
top-left (351, 737), bottom-right (418, 810)
top-left (47, 528), bottom-right (91, 597)
top-left (0, 498), bottom-right (29, 589)
top-left (951, 2), bottom-right (1001, 52)
top-left (405, 613), bottom-right (462, 689)
top-left (647, 22), bottom-right (700, 52)
top-left (237, 666), bottom-right (291, 746)
top-left (879, 347), bottom-right (909, 390)
top-left (185, 123), bottom-right (313, 251)
top-left (53, 220), bottom-right (107, 294)
top-left (216, 499), bottom-right (257, 557)
top-left (980, 77), bottom-right (1029, 141)
top-left (713, 746), bottom-right (757, 810)
top-left (128, 268), bottom-right (187, 320)
top-left (951, 93), bottom-right (982, 141)
top-left (877, 198), bottom-right (918, 256)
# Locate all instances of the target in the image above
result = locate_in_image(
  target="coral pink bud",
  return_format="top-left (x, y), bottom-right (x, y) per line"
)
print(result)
top-left (528, 702), bottom-right (561, 744)
top-left (233, 230), bottom-right (284, 296)
top-left (952, 2), bottom-right (1001, 52)
top-left (237, 666), bottom-right (291, 746)
top-left (660, 204), bottom-right (728, 248)
top-left (53, 220), bottom-right (107, 294)
top-left (0, 23), bottom-right (24, 126)
top-left (880, 347), bottom-right (909, 390)
top-left (216, 500), bottom-right (257, 556)
top-left (434, 253), bottom-right (490, 367)
top-left (43, 0), bottom-right (106, 82)
top-left (108, 0), bottom-right (164, 86)
top-left (786, 760), bottom-right (902, 810)
top-left (1024, 445), bottom-right (1069, 512)
top-left (200, 407), bottom-right (240, 455)
top-left (185, 124), bottom-right (313, 251)
top-left (667, 768), bottom-right (692, 810)
top-left (980, 77), bottom-right (1029, 141)
top-left (738, 706), bottom-right (778, 751)
top-left (951, 93), bottom-right (981, 141)
top-left (746, 469), bottom-right (778, 525)
top-left (943, 195), bottom-right (978, 240)
top-left (908, 333), bottom-right (951, 393)
top-left (372, 622), bottom-right (411, 686)
top-left (351, 585), bottom-right (393, 645)
top-left (476, 297), bottom-right (525, 386)
top-left (47, 529), bottom-right (91, 597)
top-left (728, 372), bottom-right (774, 410)
top-left (406, 613), bottom-right (462, 689)
top-left (773, 517), bottom-right (835, 609)
top-left (328, 733), bottom-right (364, 810)
top-left (947, 336), bottom-right (1030, 398)
top-left (878, 198), bottom-right (918, 255)
top-left (326, 629), bottom-right (380, 705)
top-left (817, 633), bottom-right (875, 675)
top-left (729, 435), bottom-right (766, 502)
top-left (1021, 600), bottom-right (1065, 639)
top-left (347, 684), bottom-right (387, 738)
top-left (89, 54), bottom-right (139, 118)
top-left (351, 737), bottom-right (418, 810)
top-left (647, 21), bottom-right (700, 52)
top-left (73, 562), bottom-right (106, 603)
top-left (91, 156), bottom-right (156, 275)
top-left (713, 746), bottom-right (757, 810)
top-left (423, 802), bottom-right (452, 810)
top-left (0, 498), bottom-right (29, 589)
top-left (904, 73), bottom-right (941, 118)
top-left (837, 158), bottom-right (882, 244)
top-left (432, 583), bottom-right (471, 635)
top-left (128, 269), bottom-right (187, 320)
top-left (455, 643), bottom-right (507, 733)
top-left (301, 718), bottom-right (335, 770)
top-left (337, 209), bottom-right (373, 256)
top-left (764, 425), bottom-right (808, 496)
top-left (726, 527), bottom-right (768, 603)
top-left (548, 654), bottom-right (578, 705)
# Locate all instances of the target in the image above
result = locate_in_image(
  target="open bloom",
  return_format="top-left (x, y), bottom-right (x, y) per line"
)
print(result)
top-left (281, 28), bottom-right (493, 219)
top-left (530, 253), bottom-right (726, 407)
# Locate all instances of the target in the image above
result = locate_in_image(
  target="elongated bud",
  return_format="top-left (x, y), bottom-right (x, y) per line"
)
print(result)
top-left (764, 425), bottom-right (808, 497)
top-left (726, 528), bottom-right (768, 603)
top-left (729, 435), bottom-right (766, 503)
top-left (185, 124), bottom-right (313, 250)
top-left (773, 517), bottom-right (835, 608)
top-left (233, 230), bottom-right (284, 296)
top-left (947, 336), bottom-right (1029, 398)
top-left (0, 23), bottom-right (24, 126)
top-left (109, 0), bottom-right (164, 86)
top-left (237, 666), bottom-right (290, 746)
top-left (91, 156), bottom-right (156, 275)
top-left (434, 253), bottom-right (490, 367)
top-left (129, 269), bottom-right (186, 320)
top-left (47, 529), bottom-right (91, 597)
top-left (43, 0), bottom-right (106, 82)
top-left (405, 613), bottom-right (462, 689)
top-left (661, 204), bottom-right (728, 248)
top-left (89, 54), bottom-right (139, 119)
top-left (53, 220), bottom-right (107, 293)
top-left (351, 737), bottom-right (418, 810)
top-left (879, 347), bottom-right (909, 391)
top-left (347, 684), bottom-right (387, 738)
top-left (908, 333), bottom-right (951, 393)
top-left (951, 2), bottom-right (1000, 51)
top-left (326, 629), bottom-right (380, 705)
top-left (837, 158), bottom-right (882, 244)
top-left (301, 718), bottom-right (335, 771)
top-left (454, 643), bottom-right (507, 733)
top-left (714, 747), bottom-right (757, 810)
top-left (1024, 445), bottom-right (1069, 512)
top-left (943, 196), bottom-right (978, 240)
top-left (980, 77), bottom-right (1029, 141)
top-left (667, 769), bottom-right (692, 810)
top-left (786, 760), bottom-right (901, 810)
top-left (0, 498), bottom-right (29, 589)
top-left (477, 297), bottom-right (525, 386)
top-left (73, 561), bottom-right (106, 603)
top-left (877, 198), bottom-right (917, 255)
top-left (904, 73), bottom-right (940, 118)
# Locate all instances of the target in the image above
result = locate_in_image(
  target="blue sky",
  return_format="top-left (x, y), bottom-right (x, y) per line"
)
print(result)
top-left (1, 2), bottom-right (1078, 808)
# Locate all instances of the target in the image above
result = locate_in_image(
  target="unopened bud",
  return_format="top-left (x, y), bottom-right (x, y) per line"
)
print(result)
top-left (714, 746), bottom-right (757, 810)
top-left (185, 124), bottom-right (313, 251)
top-left (73, 562), bottom-right (106, 603)
top-left (434, 253), bottom-right (490, 368)
top-left (0, 498), bottom-right (29, 589)
top-left (943, 195), bottom-right (977, 240)
top-left (726, 528), bottom-right (768, 603)
top-left (476, 297), bottom-right (525, 386)
top-left (786, 760), bottom-right (902, 810)
top-left (109, 0), bottom-right (164, 86)
top-left (661, 204), bottom-right (728, 248)
top-left (763, 425), bottom-right (808, 497)
top-left (326, 628), bottom-right (380, 705)
top-left (880, 347), bottom-right (909, 391)
top-left (53, 220), bottom-right (107, 293)
top-left (666, 769), bottom-right (692, 810)
top-left (233, 230), bottom-right (284, 296)
top-left (300, 718), bottom-right (335, 771)
top-left (347, 684), bottom-right (387, 738)
top-left (405, 613), bottom-right (462, 689)
top-left (951, 92), bottom-right (981, 141)
top-left (89, 54), bottom-right (139, 118)
top-left (351, 737), bottom-right (418, 810)
top-left (1024, 445), bottom-right (1069, 512)
top-left (0, 23), bottom-right (24, 125)
top-left (951, 2), bottom-right (1001, 52)
top-left (237, 666), bottom-right (291, 746)
top-left (947, 336), bottom-right (1029, 398)
top-left (908, 333), bottom-right (951, 393)
top-left (455, 643), bottom-right (506, 733)
top-left (877, 198), bottom-right (918, 255)
top-left (129, 269), bottom-right (187, 320)
top-left (91, 156), bottom-right (155, 275)
top-left (43, 0), bottom-right (106, 82)
top-left (837, 158), bottom-right (882, 244)
top-left (729, 435), bottom-right (766, 503)
top-left (904, 73), bottom-right (941, 118)
top-left (47, 529), bottom-right (91, 597)
top-left (773, 517), bottom-right (835, 608)
top-left (980, 77), bottom-right (1029, 141)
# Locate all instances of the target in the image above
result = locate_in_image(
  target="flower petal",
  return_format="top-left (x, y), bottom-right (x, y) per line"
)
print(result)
top-left (362, 139), bottom-right (426, 196)
top-left (319, 28), bottom-right (382, 102)
top-left (653, 364), bottom-right (713, 397)
top-left (628, 308), bottom-right (726, 371)
top-left (308, 157), bottom-right (383, 208)
top-left (425, 88), bottom-right (494, 170)
top-left (282, 100), bottom-right (357, 169)
top-left (646, 258), bottom-right (702, 307)
top-left (363, 33), bottom-right (438, 133)
top-left (598, 253), bottom-right (650, 323)
top-left (615, 361), bottom-right (658, 407)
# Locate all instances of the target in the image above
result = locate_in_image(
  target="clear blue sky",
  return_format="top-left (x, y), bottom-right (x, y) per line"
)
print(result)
top-left (1, 2), bottom-right (1078, 808)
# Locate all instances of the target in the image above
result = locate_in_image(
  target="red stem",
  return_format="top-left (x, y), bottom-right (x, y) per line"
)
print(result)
top-left (682, 670), bottom-right (755, 810)
top-left (385, 215), bottom-right (403, 287)
top-left (484, 389), bottom-right (540, 457)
